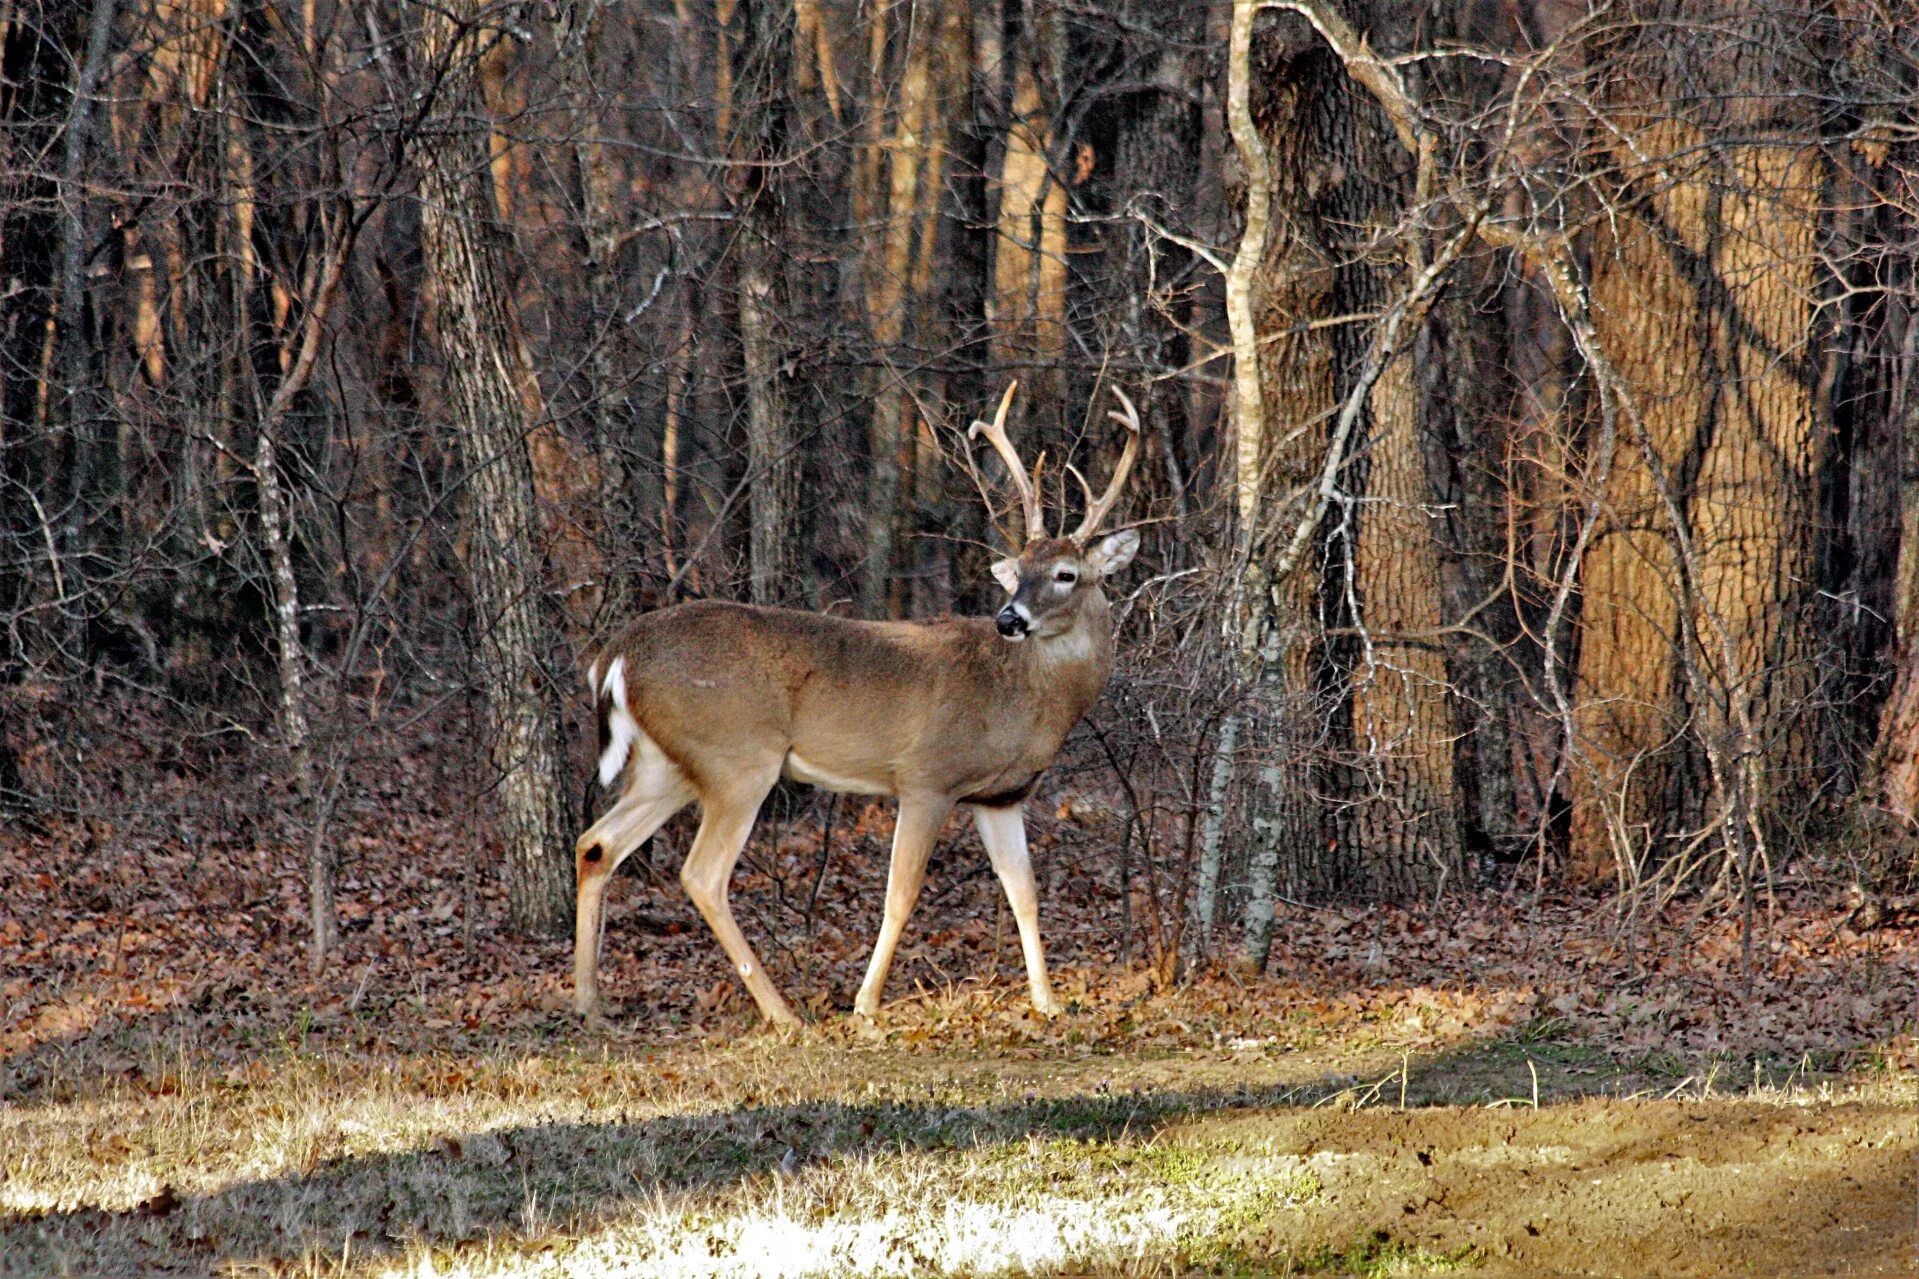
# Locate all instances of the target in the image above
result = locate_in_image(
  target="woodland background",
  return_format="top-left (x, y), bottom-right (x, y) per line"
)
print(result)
top-left (4, 0), bottom-right (1919, 988)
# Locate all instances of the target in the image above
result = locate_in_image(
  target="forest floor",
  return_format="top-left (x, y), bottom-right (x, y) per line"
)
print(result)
top-left (4, 702), bottom-right (1918, 1276)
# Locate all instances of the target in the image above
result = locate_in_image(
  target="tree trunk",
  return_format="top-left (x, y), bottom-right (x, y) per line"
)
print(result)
top-left (1572, 19), bottom-right (1828, 885)
top-left (856, 0), bottom-right (941, 616)
top-left (1233, 2), bottom-right (1337, 963)
top-left (731, 0), bottom-right (799, 607)
top-left (415, 4), bottom-right (574, 935)
top-left (989, 4), bottom-right (1067, 445)
top-left (1348, 348), bottom-right (1462, 898)
top-left (1232, 0), bottom-right (1463, 947)
top-left (54, 0), bottom-right (121, 663)
top-left (560, 3), bottom-right (653, 609)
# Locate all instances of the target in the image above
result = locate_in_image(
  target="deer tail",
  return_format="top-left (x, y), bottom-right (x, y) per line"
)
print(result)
top-left (590, 655), bottom-right (638, 788)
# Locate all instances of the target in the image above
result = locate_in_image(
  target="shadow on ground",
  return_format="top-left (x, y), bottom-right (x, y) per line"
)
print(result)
top-left (5, 1032), bottom-right (1914, 1278)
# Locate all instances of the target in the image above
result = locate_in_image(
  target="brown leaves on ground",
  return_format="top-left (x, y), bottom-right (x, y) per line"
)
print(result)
top-left (3, 695), bottom-right (1914, 1092)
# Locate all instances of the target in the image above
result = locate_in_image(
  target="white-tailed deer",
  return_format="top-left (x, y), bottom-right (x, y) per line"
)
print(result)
top-left (573, 383), bottom-right (1140, 1026)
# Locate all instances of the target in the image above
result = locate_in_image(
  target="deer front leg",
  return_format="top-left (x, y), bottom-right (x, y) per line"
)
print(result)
top-left (678, 774), bottom-right (801, 1028)
top-left (854, 794), bottom-right (954, 1018)
top-left (972, 803), bottom-right (1061, 1016)
top-left (574, 791), bottom-right (688, 1022)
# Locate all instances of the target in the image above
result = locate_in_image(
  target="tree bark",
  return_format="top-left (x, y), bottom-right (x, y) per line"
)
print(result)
top-left (991, 20), bottom-right (1068, 420)
top-left (1231, 0), bottom-right (1464, 947)
top-left (731, 0), bottom-right (799, 607)
top-left (54, 0), bottom-right (121, 662)
top-left (856, 0), bottom-right (941, 616)
top-left (415, 3), bottom-right (574, 935)
top-left (1232, 2), bottom-right (1336, 962)
top-left (1571, 18), bottom-right (1828, 884)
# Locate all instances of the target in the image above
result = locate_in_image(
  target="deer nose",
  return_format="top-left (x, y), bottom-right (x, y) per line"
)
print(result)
top-left (996, 605), bottom-right (1029, 639)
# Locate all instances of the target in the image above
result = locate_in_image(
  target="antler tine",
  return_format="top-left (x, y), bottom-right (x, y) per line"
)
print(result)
top-left (1064, 462), bottom-right (1096, 514)
top-left (1071, 386), bottom-right (1142, 543)
top-left (968, 381), bottom-right (1046, 544)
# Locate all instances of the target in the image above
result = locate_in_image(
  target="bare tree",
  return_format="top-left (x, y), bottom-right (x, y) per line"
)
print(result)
top-left (413, 1), bottom-right (574, 933)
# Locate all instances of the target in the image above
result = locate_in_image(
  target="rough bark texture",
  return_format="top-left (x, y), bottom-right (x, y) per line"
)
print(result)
top-left (991, 11), bottom-right (1067, 422)
top-left (1236, 4), bottom-right (1337, 962)
top-left (1107, 1), bottom-right (1204, 538)
top-left (855, 0), bottom-right (935, 616)
top-left (732, 0), bottom-right (799, 608)
top-left (416, 4), bottom-right (574, 935)
top-left (1572, 19), bottom-right (1828, 881)
top-left (1349, 348), bottom-right (1461, 897)
top-left (1236, 0), bottom-right (1461, 936)
top-left (561, 2), bottom-right (651, 612)
top-left (55, 0), bottom-right (122, 661)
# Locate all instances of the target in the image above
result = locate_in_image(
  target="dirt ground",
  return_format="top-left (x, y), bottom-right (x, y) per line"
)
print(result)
top-left (796, 1041), bottom-right (1919, 1278)
top-left (1190, 1095), bottom-right (1917, 1277)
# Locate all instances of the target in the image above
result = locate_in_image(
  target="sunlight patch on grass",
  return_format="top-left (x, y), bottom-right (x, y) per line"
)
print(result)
top-left (374, 1148), bottom-right (1324, 1279)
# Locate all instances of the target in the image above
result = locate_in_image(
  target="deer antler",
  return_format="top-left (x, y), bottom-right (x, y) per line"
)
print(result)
top-left (969, 382), bottom-right (1046, 544)
top-left (1070, 386), bottom-right (1141, 543)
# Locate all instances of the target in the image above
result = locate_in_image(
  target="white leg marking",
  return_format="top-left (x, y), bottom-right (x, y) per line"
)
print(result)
top-left (973, 804), bottom-right (1060, 1015)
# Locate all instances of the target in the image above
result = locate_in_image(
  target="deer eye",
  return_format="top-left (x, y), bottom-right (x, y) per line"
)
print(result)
top-left (1055, 568), bottom-right (1078, 586)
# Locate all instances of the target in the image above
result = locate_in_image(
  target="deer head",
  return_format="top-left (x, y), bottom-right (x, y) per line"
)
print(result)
top-left (969, 383), bottom-right (1142, 643)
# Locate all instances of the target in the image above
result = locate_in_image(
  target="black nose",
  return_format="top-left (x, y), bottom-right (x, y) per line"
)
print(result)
top-left (996, 607), bottom-right (1028, 638)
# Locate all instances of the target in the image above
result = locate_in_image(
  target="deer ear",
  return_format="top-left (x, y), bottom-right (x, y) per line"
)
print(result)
top-left (1086, 529), bottom-right (1139, 577)
top-left (991, 558), bottom-right (1022, 593)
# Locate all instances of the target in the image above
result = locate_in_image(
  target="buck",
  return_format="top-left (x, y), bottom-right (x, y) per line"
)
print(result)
top-left (573, 383), bottom-right (1140, 1026)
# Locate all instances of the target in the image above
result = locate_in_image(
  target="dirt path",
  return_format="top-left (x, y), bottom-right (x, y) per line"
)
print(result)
top-left (1180, 1099), bottom-right (1916, 1277)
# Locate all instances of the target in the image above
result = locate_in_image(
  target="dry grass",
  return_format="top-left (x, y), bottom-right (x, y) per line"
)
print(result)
top-left (4, 1016), bottom-right (1913, 1278)
top-left (2, 1032), bottom-right (1347, 1277)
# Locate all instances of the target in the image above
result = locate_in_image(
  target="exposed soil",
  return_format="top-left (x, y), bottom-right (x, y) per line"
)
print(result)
top-left (1187, 1098), bottom-right (1917, 1277)
top-left (758, 1042), bottom-right (1919, 1277)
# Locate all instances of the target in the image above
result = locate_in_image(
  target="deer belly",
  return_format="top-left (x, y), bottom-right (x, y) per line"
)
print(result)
top-left (783, 750), bottom-right (889, 796)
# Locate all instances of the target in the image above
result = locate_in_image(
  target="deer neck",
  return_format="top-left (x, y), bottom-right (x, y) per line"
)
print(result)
top-left (1013, 595), bottom-right (1114, 715)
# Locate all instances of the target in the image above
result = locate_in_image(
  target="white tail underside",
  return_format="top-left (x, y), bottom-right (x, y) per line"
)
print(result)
top-left (597, 656), bottom-right (637, 787)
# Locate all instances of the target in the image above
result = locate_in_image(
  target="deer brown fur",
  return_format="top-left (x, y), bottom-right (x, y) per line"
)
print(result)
top-left (572, 386), bottom-right (1140, 1026)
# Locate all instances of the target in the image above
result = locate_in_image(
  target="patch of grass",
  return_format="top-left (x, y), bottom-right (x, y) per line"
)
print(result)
top-left (10, 1009), bottom-right (1917, 1278)
top-left (1512, 1013), bottom-right (1575, 1045)
top-left (0, 1032), bottom-right (1349, 1278)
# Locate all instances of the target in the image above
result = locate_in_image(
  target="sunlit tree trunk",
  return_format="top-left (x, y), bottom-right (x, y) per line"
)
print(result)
top-left (1231, 1), bottom-right (1463, 960)
top-left (1572, 37), bottom-right (1828, 883)
top-left (991, 18), bottom-right (1067, 419)
top-left (1232, 4), bottom-right (1337, 964)
top-left (1349, 349), bottom-right (1461, 897)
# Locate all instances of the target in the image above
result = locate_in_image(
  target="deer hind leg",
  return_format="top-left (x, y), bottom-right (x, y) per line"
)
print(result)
top-left (972, 803), bottom-right (1061, 1016)
top-left (677, 766), bottom-right (800, 1027)
top-left (574, 732), bottom-right (694, 1020)
top-left (854, 794), bottom-right (955, 1018)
